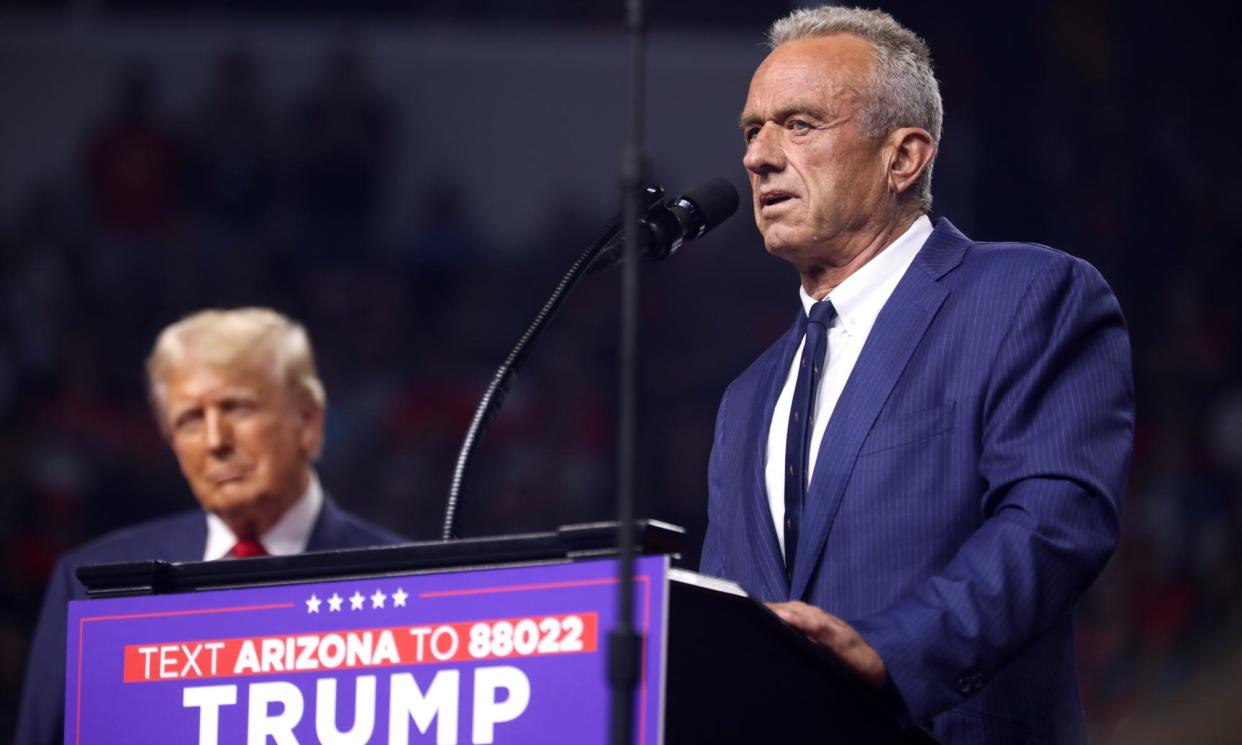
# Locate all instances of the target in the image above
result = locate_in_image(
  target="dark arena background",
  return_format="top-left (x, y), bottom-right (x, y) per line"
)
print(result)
top-left (1, 1), bottom-right (1239, 742)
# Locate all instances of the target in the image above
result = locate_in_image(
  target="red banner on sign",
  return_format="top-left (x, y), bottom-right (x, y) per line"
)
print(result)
top-left (122, 613), bottom-right (597, 683)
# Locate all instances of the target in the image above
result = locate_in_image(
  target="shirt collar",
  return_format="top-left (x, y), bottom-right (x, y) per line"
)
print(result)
top-left (799, 214), bottom-right (933, 332)
top-left (203, 472), bottom-right (324, 560)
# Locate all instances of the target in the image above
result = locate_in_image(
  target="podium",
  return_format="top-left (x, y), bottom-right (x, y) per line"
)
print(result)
top-left (68, 521), bottom-right (938, 744)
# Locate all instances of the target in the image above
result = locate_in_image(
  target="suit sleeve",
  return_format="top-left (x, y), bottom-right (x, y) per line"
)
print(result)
top-left (699, 386), bottom-right (732, 579)
top-left (849, 254), bottom-right (1135, 723)
top-left (15, 555), bottom-right (78, 745)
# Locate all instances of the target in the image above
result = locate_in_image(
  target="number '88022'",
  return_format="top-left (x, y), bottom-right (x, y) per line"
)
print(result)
top-left (467, 616), bottom-right (586, 659)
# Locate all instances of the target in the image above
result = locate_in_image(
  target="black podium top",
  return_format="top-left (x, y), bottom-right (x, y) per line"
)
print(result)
top-left (76, 519), bottom-right (685, 598)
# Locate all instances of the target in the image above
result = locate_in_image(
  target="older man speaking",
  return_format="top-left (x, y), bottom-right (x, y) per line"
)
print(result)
top-left (16, 307), bottom-right (404, 745)
top-left (701, 7), bottom-right (1134, 744)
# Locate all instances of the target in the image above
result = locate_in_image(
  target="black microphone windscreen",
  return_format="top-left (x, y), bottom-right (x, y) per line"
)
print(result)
top-left (684, 178), bottom-right (740, 231)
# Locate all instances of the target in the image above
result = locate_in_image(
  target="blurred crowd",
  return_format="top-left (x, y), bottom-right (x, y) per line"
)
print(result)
top-left (2, 2), bottom-right (1240, 741)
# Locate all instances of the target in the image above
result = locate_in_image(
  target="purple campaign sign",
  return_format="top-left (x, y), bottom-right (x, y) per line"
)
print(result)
top-left (66, 555), bottom-right (669, 745)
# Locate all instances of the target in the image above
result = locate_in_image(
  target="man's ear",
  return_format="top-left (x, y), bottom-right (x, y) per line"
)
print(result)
top-left (299, 401), bottom-right (326, 458)
top-left (885, 127), bottom-right (936, 196)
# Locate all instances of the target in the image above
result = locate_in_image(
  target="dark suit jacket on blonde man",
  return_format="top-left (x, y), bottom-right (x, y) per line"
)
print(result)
top-left (701, 7), bottom-right (1133, 744)
top-left (16, 307), bottom-right (405, 745)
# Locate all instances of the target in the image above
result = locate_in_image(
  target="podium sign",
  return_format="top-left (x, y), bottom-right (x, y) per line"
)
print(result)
top-left (66, 555), bottom-right (669, 745)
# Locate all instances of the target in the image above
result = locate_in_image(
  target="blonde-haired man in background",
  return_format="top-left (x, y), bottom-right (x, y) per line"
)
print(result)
top-left (17, 307), bottom-right (405, 745)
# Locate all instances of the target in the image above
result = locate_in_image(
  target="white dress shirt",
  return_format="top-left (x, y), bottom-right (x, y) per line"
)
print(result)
top-left (765, 215), bottom-right (933, 559)
top-left (203, 472), bottom-right (324, 560)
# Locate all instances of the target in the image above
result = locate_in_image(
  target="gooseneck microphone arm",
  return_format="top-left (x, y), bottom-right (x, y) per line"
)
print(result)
top-left (439, 178), bottom-right (736, 542)
top-left (439, 187), bottom-right (663, 541)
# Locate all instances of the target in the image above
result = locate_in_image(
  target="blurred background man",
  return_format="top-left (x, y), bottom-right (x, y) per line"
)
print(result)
top-left (15, 307), bottom-right (405, 745)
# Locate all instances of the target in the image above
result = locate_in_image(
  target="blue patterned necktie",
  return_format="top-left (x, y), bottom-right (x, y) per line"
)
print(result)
top-left (784, 299), bottom-right (837, 578)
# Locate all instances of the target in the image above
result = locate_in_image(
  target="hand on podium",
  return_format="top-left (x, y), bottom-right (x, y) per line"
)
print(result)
top-left (767, 601), bottom-right (889, 690)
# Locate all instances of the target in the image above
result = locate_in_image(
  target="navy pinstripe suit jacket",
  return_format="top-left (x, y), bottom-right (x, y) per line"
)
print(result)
top-left (701, 218), bottom-right (1134, 744)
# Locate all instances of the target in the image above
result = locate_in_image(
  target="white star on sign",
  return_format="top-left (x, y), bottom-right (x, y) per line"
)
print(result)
top-left (392, 588), bottom-right (409, 608)
top-left (328, 593), bottom-right (343, 612)
top-left (306, 594), bottom-right (322, 614)
top-left (349, 591), bottom-right (365, 610)
top-left (370, 589), bottom-right (387, 609)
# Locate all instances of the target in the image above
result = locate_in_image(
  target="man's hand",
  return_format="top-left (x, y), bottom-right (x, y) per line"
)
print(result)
top-left (767, 601), bottom-right (888, 689)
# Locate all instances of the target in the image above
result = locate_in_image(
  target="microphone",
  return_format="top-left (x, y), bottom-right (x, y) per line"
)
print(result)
top-left (589, 178), bottom-right (740, 273)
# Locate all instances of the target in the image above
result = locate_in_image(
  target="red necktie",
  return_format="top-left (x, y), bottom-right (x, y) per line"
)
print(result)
top-left (228, 538), bottom-right (269, 558)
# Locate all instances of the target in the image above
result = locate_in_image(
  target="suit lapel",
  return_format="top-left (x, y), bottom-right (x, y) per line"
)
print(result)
top-left (744, 308), bottom-right (807, 599)
top-left (789, 218), bottom-right (968, 600)
top-left (306, 496), bottom-right (343, 551)
top-left (152, 511), bottom-right (209, 562)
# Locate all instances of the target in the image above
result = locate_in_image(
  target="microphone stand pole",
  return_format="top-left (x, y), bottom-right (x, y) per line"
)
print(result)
top-left (610, 0), bottom-right (646, 742)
